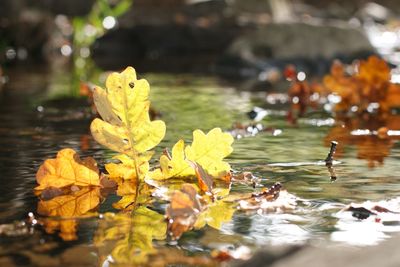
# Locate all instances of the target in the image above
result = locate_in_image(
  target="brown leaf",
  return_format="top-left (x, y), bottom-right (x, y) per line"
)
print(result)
top-left (237, 183), bottom-right (297, 212)
top-left (189, 161), bottom-right (213, 194)
top-left (166, 184), bottom-right (202, 240)
top-left (35, 148), bottom-right (100, 190)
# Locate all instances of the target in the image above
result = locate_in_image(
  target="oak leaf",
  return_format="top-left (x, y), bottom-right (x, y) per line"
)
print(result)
top-left (105, 153), bottom-right (153, 181)
top-left (150, 128), bottom-right (234, 180)
top-left (35, 148), bottom-right (100, 190)
top-left (90, 67), bottom-right (166, 157)
top-left (37, 187), bottom-right (101, 217)
top-left (194, 200), bottom-right (235, 230)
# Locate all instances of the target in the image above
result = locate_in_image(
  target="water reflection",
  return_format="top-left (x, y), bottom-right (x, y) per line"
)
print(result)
top-left (0, 68), bottom-right (400, 266)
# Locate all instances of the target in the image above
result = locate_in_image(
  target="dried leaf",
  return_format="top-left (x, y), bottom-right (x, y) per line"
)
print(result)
top-left (166, 184), bottom-right (202, 240)
top-left (235, 183), bottom-right (297, 212)
top-left (35, 148), bottom-right (100, 190)
top-left (189, 161), bottom-right (213, 194)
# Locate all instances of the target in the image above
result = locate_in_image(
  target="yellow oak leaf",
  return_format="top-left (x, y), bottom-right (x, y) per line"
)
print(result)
top-left (152, 139), bottom-right (194, 179)
top-left (150, 128), bottom-right (234, 180)
top-left (105, 153), bottom-right (153, 181)
top-left (185, 128), bottom-right (234, 177)
top-left (112, 179), bottom-right (138, 210)
top-left (35, 148), bottom-right (100, 190)
top-left (90, 67), bottom-right (166, 156)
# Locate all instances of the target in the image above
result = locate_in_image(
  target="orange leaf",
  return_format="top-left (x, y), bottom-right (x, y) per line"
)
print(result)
top-left (35, 148), bottom-right (100, 190)
top-left (189, 161), bottom-right (213, 194)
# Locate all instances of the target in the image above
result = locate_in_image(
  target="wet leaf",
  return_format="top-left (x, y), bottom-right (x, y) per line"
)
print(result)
top-left (166, 184), bottom-right (202, 240)
top-left (112, 179), bottom-right (154, 210)
top-left (189, 161), bottom-right (213, 194)
top-left (233, 183), bottom-right (297, 212)
top-left (151, 128), bottom-right (234, 180)
top-left (112, 179), bottom-right (138, 210)
top-left (90, 67), bottom-right (166, 156)
top-left (194, 200), bottom-right (235, 230)
top-left (35, 148), bottom-right (100, 190)
top-left (185, 128), bottom-right (234, 177)
top-left (95, 207), bottom-right (167, 265)
top-left (105, 153), bottom-right (153, 181)
top-left (37, 187), bottom-right (100, 217)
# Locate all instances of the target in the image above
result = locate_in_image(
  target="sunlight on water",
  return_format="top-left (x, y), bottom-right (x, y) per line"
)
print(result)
top-left (0, 70), bottom-right (400, 266)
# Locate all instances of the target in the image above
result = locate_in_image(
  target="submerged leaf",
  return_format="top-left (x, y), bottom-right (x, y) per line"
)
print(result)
top-left (194, 200), bottom-right (235, 230)
top-left (35, 148), bottom-right (100, 190)
top-left (166, 184), bottom-right (202, 240)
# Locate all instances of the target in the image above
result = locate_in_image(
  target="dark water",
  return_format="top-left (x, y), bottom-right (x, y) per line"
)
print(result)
top-left (1, 67), bottom-right (400, 266)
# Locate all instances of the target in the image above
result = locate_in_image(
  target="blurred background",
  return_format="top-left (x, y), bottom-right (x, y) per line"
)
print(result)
top-left (2, 0), bottom-right (400, 84)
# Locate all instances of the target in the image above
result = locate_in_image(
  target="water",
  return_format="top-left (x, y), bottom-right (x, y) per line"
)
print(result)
top-left (0, 67), bottom-right (400, 266)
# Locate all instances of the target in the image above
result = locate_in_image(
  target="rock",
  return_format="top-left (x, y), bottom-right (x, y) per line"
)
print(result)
top-left (217, 22), bottom-right (375, 79)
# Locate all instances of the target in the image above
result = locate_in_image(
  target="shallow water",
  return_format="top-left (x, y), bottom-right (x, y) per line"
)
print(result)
top-left (1, 67), bottom-right (400, 266)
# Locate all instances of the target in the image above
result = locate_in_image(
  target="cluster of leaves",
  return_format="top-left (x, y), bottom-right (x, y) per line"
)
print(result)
top-left (323, 56), bottom-right (400, 118)
top-left (34, 67), bottom-right (296, 264)
top-left (285, 56), bottom-right (400, 166)
top-left (286, 56), bottom-right (400, 122)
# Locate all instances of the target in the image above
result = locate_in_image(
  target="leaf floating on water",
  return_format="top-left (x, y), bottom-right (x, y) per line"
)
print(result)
top-left (150, 128), bottom-right (234, 180)
top-left (189, 161), bottom-right (214, 194)
top-left (152, 139), bottom-right (194, 179)
top-left (37, 187), bottom-right (100, 217)
top-left (194, 200), bottom-right (235, 230)
top-left (166, 184), bottom-right (203, 240)
top-left (186, 128), bottom-right (234, 177)
top-left (236, 183), bottom-right (297, 212)
top-left (231, 171), bottom-right (259, 187)
top-left (35, 148), bottom-right (100, 190)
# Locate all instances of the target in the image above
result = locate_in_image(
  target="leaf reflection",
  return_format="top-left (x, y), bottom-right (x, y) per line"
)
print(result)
top-left (95, 207), bottom-right (166, 266)
top-left (37, 187), bottom-right (100, 241)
